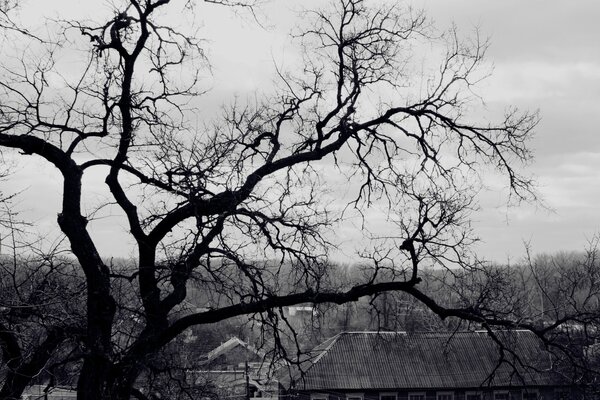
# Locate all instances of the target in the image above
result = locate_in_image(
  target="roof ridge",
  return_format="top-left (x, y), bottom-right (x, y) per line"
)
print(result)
top-left (290, 332), bottom-right (343, 387)
top-left (344, 331), bottom-right (407, 334)
top-left (310, 332), bottom-right (343, 366)
top-left (205, 336), bottom-right (266, 362)
top-left (206, 337), bottom-right (243, 359)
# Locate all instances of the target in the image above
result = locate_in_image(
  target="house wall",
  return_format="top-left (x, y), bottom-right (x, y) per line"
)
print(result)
top-left (291, 387), bottom-right (573, 400)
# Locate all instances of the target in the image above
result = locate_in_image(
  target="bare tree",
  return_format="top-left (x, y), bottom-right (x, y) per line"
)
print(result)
top-left (0, 242), bottom-right (86, 399)
top-left (422, 242), bottom-right (600, 391)
top-left (522, 244), bottom-right (600, 389)
top-left (0, 0), bottom-right (541, 398)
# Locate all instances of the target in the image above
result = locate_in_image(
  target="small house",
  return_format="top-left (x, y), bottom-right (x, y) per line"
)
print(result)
top-left (190, 336), bottom-right (280, 399)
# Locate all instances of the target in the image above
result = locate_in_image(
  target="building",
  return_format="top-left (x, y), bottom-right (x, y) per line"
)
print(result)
top-left (21, 385), bottom-right (76, 399)
top-left (282, 331), bottom-right (576, 400)
top-left (190, 336), bottom-right (280, 400)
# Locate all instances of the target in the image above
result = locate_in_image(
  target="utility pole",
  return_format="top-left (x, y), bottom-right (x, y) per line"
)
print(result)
top-left (245, 361), bottom-right (250, 400)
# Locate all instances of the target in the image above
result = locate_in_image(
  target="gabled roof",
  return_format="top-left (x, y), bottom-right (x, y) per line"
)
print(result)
top-left (202, 336), bottom-right (265, 365)
top-left (289, 331), bottom-right (562, 391)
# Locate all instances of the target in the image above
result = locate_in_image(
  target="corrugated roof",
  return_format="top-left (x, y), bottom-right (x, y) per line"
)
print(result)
top-left (291, 331), bottom-right (561, 391)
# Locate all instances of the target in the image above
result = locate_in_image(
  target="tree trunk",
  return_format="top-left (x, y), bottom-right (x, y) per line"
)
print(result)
top-left (77, 361), bottom-right (138, 400)
top-left (75, 288), bottom-right (118, 400)
top-left (0, 328), bottom-right (65, 400)
top-left (0, 375), bottom-right (33, 400)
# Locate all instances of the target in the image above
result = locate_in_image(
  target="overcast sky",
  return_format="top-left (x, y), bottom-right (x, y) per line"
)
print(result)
top-left (417, 0), bottom-right (600, 262)
top-left (4, 0), bottom-right (600, 263)
top-left (204, 0), bottom-right (600, 263)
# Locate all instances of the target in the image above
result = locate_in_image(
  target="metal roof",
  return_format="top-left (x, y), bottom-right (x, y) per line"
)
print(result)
top-left (204, 337), bottom-right (265, 362)
top-left (290, 331), bottom-right (561, 391)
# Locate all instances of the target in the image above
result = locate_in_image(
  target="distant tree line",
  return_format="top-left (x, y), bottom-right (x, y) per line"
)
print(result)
top-left (1, 234), bottom-right (600, 398)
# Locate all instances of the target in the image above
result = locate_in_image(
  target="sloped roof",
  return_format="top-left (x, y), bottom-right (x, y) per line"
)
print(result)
top-left (201, 336), bottom-right (265, 365)
top-left (290, 331), bottom-right (562, 391)
top-left (22, 385), bottom-right (76, 399)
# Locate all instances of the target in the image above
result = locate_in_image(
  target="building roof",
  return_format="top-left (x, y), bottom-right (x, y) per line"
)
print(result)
top-left (22, 385), bottom-right (76, 399)
top-left (288, 331), bottom-right (562, 391)
top-left (205, 337), bottom-right (263, 361)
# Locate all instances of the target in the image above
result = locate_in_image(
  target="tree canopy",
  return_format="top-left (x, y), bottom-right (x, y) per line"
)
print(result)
top-left (0, 0), bottom-right (571, 399)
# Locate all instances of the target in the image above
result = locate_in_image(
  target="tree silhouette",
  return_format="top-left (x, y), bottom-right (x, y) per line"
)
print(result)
top-left (0, 0), bottom-right (542, 398)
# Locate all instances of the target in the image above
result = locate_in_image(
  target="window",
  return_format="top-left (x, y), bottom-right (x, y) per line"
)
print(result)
top-left (380, 393), bottom-right (397, 400)
top-left (466, 392), bottom-right (483, 400)
top-left (495, 392), bottom-right (510, 400)
top-left (438, 392), bottom-right (454, 400)
top-left (554, 389), bottom-right (570, 400)
top-left (346, 394), bottom-right (364, 400)
top-left (522, 390), bottom-right (538, 400)
top-left (409, 392), bottom-right (426, 400)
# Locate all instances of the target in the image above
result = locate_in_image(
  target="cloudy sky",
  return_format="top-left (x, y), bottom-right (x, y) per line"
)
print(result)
top-left (201, 0), bottom-right (600, 263)
top-left (4, 0), bottom-right (600, 263)
top-left (416, 0), bottom-right (600, 262)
